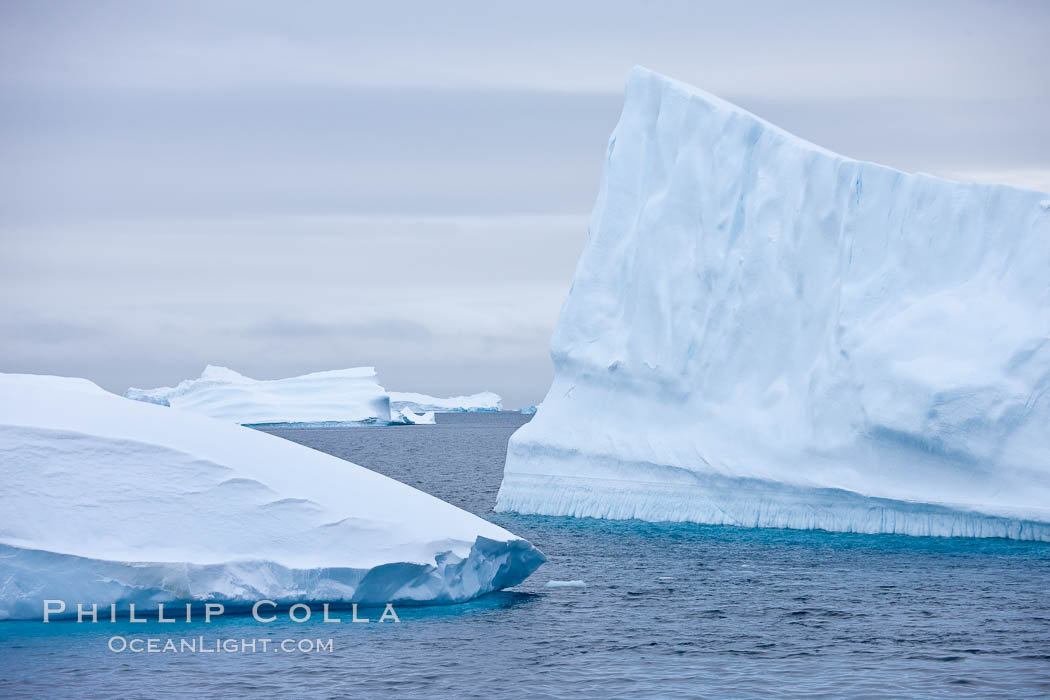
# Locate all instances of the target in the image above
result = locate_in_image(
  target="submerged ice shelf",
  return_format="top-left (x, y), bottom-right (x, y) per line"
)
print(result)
top-left (496, 67), bottom-right (1050, 541)
top-left (0, 373), bottom-right (544, 620)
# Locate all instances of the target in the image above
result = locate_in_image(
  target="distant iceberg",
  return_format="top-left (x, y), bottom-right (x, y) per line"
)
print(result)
top-left (496, 67), bottom-right (1050, 541)
top-left (0, 373), bottom-right (544, 620)
top-left (519, 405), bottom-right (540, 415)
top-left (126, 365), bottom-right (391, 425)
top-left (389, 391), bottom-right (502, 414)
top-left (127, 367), bottom-right (502, 426)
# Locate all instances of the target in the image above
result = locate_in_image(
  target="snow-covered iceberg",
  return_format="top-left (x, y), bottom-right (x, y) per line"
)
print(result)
top-left (0, 373), bottom-right (544, 620)
top-left (389, 391), bottom-right (502, 414)
top-left (496, 66), bottom-right (1050, 541)
top-left (126, 365), bottom-right (391, 425)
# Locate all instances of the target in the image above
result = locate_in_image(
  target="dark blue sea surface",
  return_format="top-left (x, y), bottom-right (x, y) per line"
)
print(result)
top-left (2, 412), bottom-right (1048, 698)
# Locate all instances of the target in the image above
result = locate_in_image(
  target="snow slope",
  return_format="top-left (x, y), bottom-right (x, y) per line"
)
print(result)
top-left (126, 365), bottom-right (391, 425)
top-left (389, 391), bottom-right (502, 413)
top-left (0, 373), bottom-right (544, 619)
top-left (496, 66), bottom-right (1050, 541)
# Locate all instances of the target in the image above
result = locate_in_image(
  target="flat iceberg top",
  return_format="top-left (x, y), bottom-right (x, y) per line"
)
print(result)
top-left (126, 364), bottom-right (391, 424)
top-left (1, 373), bottom-right (543, 616)
top-left (498, 67), bottom-right (1050, 540)
top-left (389, 391), bottom-right (502, 412)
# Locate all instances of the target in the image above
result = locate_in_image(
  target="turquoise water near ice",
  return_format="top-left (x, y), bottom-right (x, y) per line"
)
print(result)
top-left (1, 413), bottom-right (1048, 698)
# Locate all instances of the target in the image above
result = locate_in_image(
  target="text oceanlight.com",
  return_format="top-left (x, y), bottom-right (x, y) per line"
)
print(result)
top-left (42, 600), bottom-right (401, 624)
top-left (40, 601), bottom-right (402, 655)
top-left (108, 637), bottom-right (335, 654)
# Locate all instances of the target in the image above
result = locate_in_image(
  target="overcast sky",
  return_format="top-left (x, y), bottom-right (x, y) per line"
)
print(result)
top-left (2, 0), bottom-right (1048, 407)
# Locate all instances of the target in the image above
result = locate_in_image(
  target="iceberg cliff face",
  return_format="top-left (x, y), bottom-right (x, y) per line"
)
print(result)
top-left (127, 365), bottom-right (391, 425)
top-left (1, 373), bottom-right (544, 619)
top-left (496, 67), bottom-right (1050, 541)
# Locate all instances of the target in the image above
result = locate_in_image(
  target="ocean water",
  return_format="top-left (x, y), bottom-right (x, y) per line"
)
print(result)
top-left (2, 413), bottom-right (1048, 698)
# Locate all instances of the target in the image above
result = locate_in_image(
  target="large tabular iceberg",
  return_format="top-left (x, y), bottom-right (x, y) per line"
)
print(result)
top-left (389, 391), bottom-right (503, 414)
top-left (126, 365), bottom-right (391, 425)
top-left (0, 373), bottom-right (544, 620)
top-left (496, 67), bottom-right (1050, 541)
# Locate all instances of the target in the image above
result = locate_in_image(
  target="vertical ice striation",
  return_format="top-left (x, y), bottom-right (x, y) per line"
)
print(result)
top-left (496, 66), bottom-right (1050, 540)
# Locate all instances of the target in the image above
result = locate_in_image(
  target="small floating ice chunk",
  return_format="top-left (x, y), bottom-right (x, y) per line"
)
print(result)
top-left (544, 580), bottom-right (587, 588)
top-left (392, 408), bottom-right (436, 425)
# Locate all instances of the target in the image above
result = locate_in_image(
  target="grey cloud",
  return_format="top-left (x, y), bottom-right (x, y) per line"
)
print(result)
top-left (247, 317), bottom-right (433, 342)
top-left (1, 0), bottom-right (1047, 406)
top-left (0, 317), bottom-right (103, 344)
top-left (2, 1), bottom-right (1047, 100)
top-left (3, 87), bottom-right (1046, 226)
top-left (0, 87), bottom-right (619, 222)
